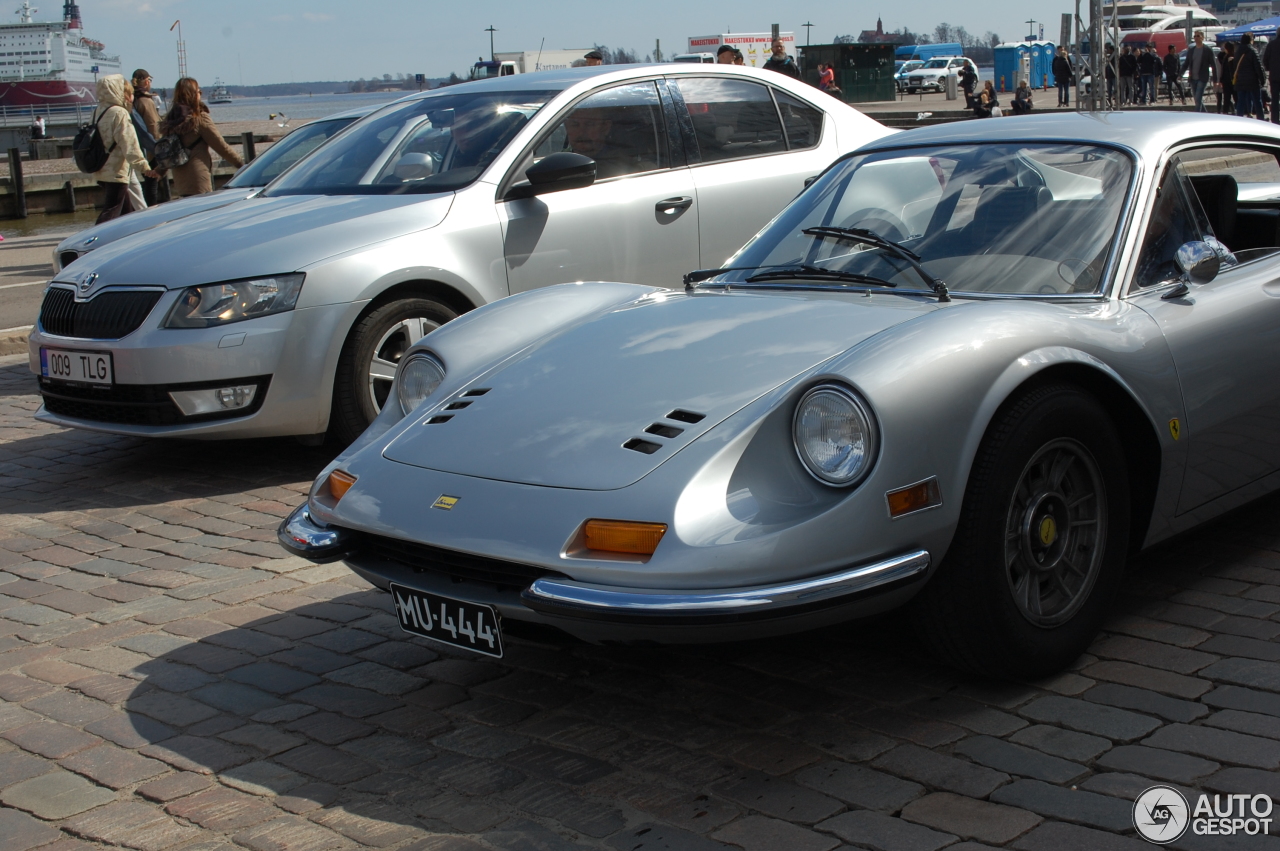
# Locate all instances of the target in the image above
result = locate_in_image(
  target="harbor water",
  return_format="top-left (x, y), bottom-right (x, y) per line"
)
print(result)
top-left (205, 90), bottom-right (408, 124)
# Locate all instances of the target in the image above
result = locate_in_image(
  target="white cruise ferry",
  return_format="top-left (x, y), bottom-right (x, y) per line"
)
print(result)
top-left (0, 1), bottom-right (122, 107)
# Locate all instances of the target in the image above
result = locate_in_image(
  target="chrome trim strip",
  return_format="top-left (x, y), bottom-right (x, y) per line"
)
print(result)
top-left (524, 549), bottom-right (930, 614)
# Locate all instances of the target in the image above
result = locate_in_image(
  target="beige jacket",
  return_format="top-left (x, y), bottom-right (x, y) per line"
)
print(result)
top-left (160, 106), bottom-right (243, 197)
top-left (91, 75), bottom-right (148, 185)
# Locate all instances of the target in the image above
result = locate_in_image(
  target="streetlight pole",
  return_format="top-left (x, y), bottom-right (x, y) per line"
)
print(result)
top-left (803, 22), bottom-right (814, 46)
top-left (485, 25), bottom-right (497, 61)
top-left (1025, 18), bottom-right (1038, 39)
top-left (170, 19), bottom-right (187, 78)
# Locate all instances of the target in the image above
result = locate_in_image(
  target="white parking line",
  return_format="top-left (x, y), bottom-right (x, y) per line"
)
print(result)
top-left (0, 280), bottom-right (44, 290)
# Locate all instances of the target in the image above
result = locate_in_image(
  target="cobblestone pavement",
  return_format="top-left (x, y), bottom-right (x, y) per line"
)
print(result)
top-left (1, 354), bottom-right (1279, 851)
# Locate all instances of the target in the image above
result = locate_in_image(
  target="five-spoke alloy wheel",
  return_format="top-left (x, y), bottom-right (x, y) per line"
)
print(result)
top-left (331, 296), bottom-right (458, 445)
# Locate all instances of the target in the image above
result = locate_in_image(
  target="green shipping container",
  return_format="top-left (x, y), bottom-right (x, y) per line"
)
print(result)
top-left (797, 43), bottom-right (897, 103)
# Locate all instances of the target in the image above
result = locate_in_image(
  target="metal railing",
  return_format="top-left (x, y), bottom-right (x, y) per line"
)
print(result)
top-left (0, 102), bottom-right (93, 129)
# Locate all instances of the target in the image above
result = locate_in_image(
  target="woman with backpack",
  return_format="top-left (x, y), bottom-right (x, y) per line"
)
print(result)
top-left (158, 77), bottom-right (244, 198)
top-left (90, 74), bottom-right (156, 224)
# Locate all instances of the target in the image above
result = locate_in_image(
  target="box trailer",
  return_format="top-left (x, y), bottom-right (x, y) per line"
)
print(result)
top-left (473, 49), bottom-right (594, 78)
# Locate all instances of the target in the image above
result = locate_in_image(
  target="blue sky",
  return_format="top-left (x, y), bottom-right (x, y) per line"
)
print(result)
top-left (73, 0), bottom-right (1063, 86)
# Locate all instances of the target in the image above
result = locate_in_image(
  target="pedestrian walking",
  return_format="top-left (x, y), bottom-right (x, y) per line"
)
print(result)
top-left (31, 115), bottom-right (45, 139)
top-left (732, 49), bottom-right (745, 65)
top-left (1052, 46), bottom-right (1073, 106)
top-left (1119, 45), bottom-right (1138, 106)
top-left (1104, 45), bottom-right (1117, 107)
top-left (1011, 79), bottom-right (1034, 114)
top-left (157, 77), bottom-right (244, 198)
top-left (818, 62), bottom-right (834, 90)
top-left (131, 68), bottom-right (160, 207)
top-left (1234, 33), bottom-right (1266, 119)
top-left (762, 39), bottom-right (800, 79)
top-left (584, 50), bottom-right (604, 67)
top-left (1164, 45), bottom-right (1185, 105)
top-left (90, 74), bottom-right (157, 224)
top-left (1183, 32), bottom-right (1217, 113)
top-left (716, 45), bottom-right (735, 64)
top-left (1138, 45), bottom-right (1159, 104)
top-left (1219, 42), bottom-right (1237, 114)
top-left (1264, 32), bottom-right (1280, 122)
top-left (959, 63), bottom-right (978, 107)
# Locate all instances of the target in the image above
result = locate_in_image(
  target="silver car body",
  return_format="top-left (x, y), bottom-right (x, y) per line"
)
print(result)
top-left (30, 65), bottom-right (888, 439)
top-left (51, 104), bottom-right (378, 273)
top-left (281, 111), bottom-right (1280, 646)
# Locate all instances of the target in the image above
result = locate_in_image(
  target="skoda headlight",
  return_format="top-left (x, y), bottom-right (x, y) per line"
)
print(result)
top-left (397, 353), bottom-right (445, 415)
top-left (164, 274), bottom-right (305, 328)
top-left (793, 384), bottom-right (878, 486)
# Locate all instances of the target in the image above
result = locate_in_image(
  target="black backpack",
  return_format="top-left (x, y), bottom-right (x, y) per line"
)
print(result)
top-left (152, 132), bottom-right (190, 171)
top-left (72, 111), bottom-right (116, 174)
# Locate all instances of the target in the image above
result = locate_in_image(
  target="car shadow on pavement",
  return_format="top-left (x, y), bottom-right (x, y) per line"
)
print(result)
top-left (112, 579), bottom-right (977, 849)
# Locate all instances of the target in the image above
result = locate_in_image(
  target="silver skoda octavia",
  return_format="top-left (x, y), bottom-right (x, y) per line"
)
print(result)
top-left (282, 112), bottom-right (1280, 677)
top-left (30, 65), bottom-right (888, 443)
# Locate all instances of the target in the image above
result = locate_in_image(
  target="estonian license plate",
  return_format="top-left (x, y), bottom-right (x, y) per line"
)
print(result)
top-left (389, 583), bottom-right (503, 658)
top-left (40, 348), bottom-right (113, 386)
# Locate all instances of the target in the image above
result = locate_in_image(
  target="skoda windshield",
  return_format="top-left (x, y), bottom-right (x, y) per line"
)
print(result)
top-left (263, 90), bottom-right (556, 196)
top-left (719, 143), bottom-right (1134, 297)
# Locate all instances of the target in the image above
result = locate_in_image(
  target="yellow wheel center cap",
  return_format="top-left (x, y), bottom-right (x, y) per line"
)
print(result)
top-left (1038, 515), bottom-right (1058, 546)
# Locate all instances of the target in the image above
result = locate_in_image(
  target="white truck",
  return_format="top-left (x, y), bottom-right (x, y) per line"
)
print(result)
top-left (472, 49), bottom-right (595, 78)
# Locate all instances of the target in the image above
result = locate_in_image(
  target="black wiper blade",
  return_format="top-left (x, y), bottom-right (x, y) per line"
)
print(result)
top-left (745, 264), bottom-right (898, 288)
top-left (803, 226), bottom-right (951, 302)
top-left (683, 266), bottom-right (766, 288)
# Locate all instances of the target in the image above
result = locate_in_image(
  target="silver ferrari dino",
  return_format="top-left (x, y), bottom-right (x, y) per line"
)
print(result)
top-left (280, 111), bottom-right (1280, 677)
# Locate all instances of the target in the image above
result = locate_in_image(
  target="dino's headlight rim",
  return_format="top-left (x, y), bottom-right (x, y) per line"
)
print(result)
top-left (792, 382), bottom-right (879, 488)
top-left (397, 352), bottom-right (446, 415)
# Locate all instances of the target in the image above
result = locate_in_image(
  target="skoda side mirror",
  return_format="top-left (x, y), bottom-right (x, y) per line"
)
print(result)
top-left (505, 152), bottom-right (596, 201)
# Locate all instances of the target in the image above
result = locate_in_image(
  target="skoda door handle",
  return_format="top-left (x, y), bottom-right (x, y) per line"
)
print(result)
top-left (656, 196), bottom-right (694, 214)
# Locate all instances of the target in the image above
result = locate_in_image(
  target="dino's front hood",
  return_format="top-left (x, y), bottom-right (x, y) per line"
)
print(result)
top-left (383, 289), bottom-right (937, 490)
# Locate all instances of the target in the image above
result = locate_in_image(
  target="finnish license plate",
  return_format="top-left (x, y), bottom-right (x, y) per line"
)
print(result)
top-left (40, 348), bottom-right (113, 386)
top-left (389, 583), bottom-right (503, 658)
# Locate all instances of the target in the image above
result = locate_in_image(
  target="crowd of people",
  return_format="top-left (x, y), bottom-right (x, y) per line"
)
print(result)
top-left (87, 70), bottom-right (244, 225)
top-left (1067, 30), bottom-right (1280, 119)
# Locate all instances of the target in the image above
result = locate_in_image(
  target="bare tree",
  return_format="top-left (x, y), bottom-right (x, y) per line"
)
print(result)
top-left (934, 23), bottom-right (955, 44)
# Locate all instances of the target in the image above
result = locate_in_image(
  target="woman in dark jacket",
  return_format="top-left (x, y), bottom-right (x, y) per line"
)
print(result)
top-left (1234, 33), bottom-right (1266, 119)
top-left (158, 77), bottom-right (244, 197)
top-left (1219, 42), bottom-right (1237, 114)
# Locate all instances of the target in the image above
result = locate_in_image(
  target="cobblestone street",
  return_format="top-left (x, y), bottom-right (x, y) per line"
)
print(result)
top-left (0, 352), bottom-right (1278, 851)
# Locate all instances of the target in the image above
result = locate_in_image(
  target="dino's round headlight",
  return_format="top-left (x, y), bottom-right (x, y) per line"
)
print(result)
top-left (793, 384), bottom-right (878, 486)
top-left (397, 353), bottom-right (445, 415)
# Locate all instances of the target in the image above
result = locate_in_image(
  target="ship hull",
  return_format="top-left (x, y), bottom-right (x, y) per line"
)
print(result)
top-left (0, 79), bottom-right (96, 107)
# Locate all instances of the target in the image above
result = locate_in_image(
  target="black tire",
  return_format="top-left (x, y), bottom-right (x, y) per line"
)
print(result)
top-left (912, 383), bottom-right (1130, 678)
top-left (329, 296), bottom-right (458, 445)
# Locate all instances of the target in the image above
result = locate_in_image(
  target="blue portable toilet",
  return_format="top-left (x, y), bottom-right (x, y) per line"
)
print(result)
top-left (994, 40), bottom-right (1056, 92)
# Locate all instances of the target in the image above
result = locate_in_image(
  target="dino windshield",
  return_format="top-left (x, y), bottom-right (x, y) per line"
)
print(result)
top-left (724, 143), bottom-right (1134, 296)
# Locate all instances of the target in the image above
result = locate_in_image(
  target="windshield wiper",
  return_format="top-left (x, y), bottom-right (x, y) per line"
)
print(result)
top-left (803, 226), bottom-right (951, 302)
top-left (745, 264), bottom-right (899, 288)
